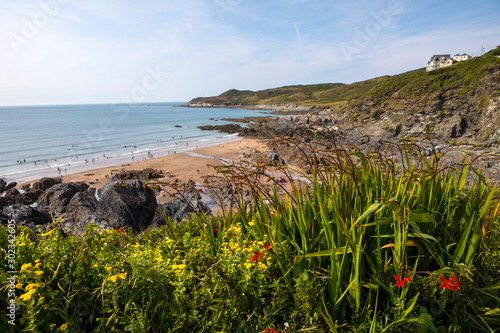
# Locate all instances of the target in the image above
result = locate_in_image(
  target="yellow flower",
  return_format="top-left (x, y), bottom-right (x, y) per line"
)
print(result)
top-left (117, 273), bottom-right (127, 280)
top-left (57, 323), bottom-right (68, 331)
top-left (248, 221), bottom-right (254, 226)
top-left (15, 283), bottom-right (22, 289)
top-left (92, 264), bottom-right (98, 268)
top-left (50, 323), bottom-right (56, 328)
top-left (132, 242), bottom-right (141, 248)
top-left (171, 264), bottom-right (185, 270)
top-left (41, 229), bottom-right (56, 237)
top-left (20, 263), bottom-right (33, 272)
top-left (35, 259), bottom-right (41, 263)
top-left (104, 266), bottom-right (112, 271)
top-left (18, 242), bottom-right (26, 247)
top-left (26, 283), bottom-right (41, 291)
top-left (154, 257), bottom-right (163, 262)
top-left (34, 270), bottom-right (43, 276)
top-left (19, 289), bottom-right (36, 301)
top-left (38, 297), bottom-right (45, 302)
top-left (166, 239), bottom-right (175, 244)
top-left (155, 249), bottom-right (162, 253)
top-left (244, 263), bottom-right (252, 269)
top-left (107, 275), bottom-right (118, 283)
top-left (34, 263), bottom-right (42, 269)
top-left (258, 263), bottom-right (267, 269)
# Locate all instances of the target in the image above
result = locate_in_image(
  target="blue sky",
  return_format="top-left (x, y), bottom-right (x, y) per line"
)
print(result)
top-left (0, 0), bottom-right (499, 105)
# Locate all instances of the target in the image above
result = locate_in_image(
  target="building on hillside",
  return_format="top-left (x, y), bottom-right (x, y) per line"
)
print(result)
top-left (426, 54), bottom-right (453, 71)
top-left (453, 54), bottom-right (471, 62)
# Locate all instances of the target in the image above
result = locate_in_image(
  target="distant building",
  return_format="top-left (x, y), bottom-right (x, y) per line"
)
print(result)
top-left (453, 54), bottom-right (471, 62)
top-left (427, 54), bottom-right (453, 72)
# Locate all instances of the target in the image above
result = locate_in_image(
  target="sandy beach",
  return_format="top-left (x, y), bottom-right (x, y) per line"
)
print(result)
top-left (19, 138), bottom-right (271, 204)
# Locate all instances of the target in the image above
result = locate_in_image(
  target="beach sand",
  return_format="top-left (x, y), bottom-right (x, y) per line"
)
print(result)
top-left (20, 138), bottom-right (271, 204)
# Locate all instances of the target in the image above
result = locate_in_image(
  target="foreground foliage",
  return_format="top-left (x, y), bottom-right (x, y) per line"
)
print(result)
top-left (1, 137), bottom-right (500, 332)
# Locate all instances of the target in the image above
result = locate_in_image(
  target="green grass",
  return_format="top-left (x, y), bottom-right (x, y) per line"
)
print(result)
top-left (2, 136), bottom-right (500, 332)
top-left (189, 46), bottom-right (500, 109)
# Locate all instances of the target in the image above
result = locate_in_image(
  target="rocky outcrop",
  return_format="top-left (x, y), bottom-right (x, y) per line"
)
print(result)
top-left (0, 179), bottom-right (6, 193)
top-left (4, 182), bottom-right (17, 192)
top-left (153, 194), bottom-right (211, 224)
top-left (63, 188), bottom-right (99, 235)
top-left (38, 182), bottom-right (89, 214)
top-left (32, 177), bottom-right (62, 192)
top-left (113, 168), bottom-right (162, 181)
top-left (97, 180), bottom-right (157, 231)
top-left (2, 205), bottom-right (52, 233)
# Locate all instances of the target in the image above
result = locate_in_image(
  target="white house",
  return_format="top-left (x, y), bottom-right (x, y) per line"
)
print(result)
top-left (453, 54), bottom-right (471, 62)
top-left (427, 54), bottom-right (453, 71)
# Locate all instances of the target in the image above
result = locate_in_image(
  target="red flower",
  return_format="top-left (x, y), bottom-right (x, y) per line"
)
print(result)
top-left (250, 255), bottom-right (259, 262)
top-left (264, 243), bottom-right (270, 251)
top-left (394, 275), bottom-right (411, 287)
top-left (117, 227), bottom-right (123, 233)
top-left (254, 251), bottom-right (262, 258)
top-left (440, 275), bottom-right (461, 293)
top-left (264, 329), bottom-right (278, 333)
top-left (214, 228), bottom-right (218, 234)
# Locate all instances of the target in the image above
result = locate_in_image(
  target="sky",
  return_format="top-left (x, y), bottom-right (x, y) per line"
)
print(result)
top-left (0, 0), bottom-right (499, 106)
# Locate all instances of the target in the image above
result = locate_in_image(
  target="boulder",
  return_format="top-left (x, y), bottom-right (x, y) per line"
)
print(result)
top-left (97, 180), bottom-right (157, 231)
top-left (5, 188), bottom-right (20, 199)
top-left (21, 184), bottom-right (31, 192)
top-left (2, 205), bottom-right (52, 233)
top-left (63, 188), bottom-right (99, 235)
top-left (153, 194), bottom-right (211, 224)
top-left (4, 182), bottom-right (17, 191)
top-left (264, 152), bottom-right (285, 165)
top-left (113, 168), bottom-right (161, 181)
top-left (32, 177), bottom-right (62, 192)
top-left (16, 190), bottom-right (44, 205)
top-left (0, 179), bottom-right (6, 193)
top-left (38, 182), bottom-right (89, 213)
top-left (183, 179), bottom-right (201, 199)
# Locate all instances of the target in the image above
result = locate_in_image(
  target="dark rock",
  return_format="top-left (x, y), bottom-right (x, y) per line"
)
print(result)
top-left (38, 182), bottom-right (89, 213)
top-left (264, 152), bottom-right (285, 165)
top-left (21, 184), bottom-right (31, 192)
top-left (183, 179), bottom-right (201, 199)
top-left (153, 194), bottom-right (211, 224)
top-left (2, 205), bottom-right (52, 233)
top-left (63, 188), bottom-right (99, 235)
top-left (32, 177), bottom-right (62, 192)
top-left (4, 182), bottom-right (17, 191)
top-left (113, 168), bottom-right (162, 181)
top-left (0, 179), bottom-right (6, 193)
top-left (5, 188), bottom-right (20, 199)
top-left (97, 180), bottom-right (157, 231)
top-left (16, 190), bottom-right (44, 205)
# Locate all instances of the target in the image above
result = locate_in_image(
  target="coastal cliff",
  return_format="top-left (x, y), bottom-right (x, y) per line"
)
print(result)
top-left (187, 46), bottom-right (500, 142)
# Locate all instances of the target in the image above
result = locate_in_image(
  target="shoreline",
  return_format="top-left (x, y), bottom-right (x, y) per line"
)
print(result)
top-left (4, 134), bottom-right (249, 185)
top-left (17, 138), bottom-right (272, 204)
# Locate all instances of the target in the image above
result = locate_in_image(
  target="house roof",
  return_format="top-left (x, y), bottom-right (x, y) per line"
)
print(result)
top-left (429, 54), bottom-right (451, 62)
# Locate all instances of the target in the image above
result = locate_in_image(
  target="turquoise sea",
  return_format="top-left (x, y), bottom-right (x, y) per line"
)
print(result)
top-left (0, 103), bottom-right (272, 183)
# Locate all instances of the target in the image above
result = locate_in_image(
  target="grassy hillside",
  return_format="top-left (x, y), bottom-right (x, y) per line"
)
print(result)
top-left (188, 46), bottom-right (500, 109)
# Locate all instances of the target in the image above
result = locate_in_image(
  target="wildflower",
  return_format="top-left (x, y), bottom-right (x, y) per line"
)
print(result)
top-left (258, 262), bottom-right (267, 269)
top-left (394, 275), bottom-right (411, 287)
top-left (34, 263), bottom-right (42, 269)
top-left (38, 297), bottom-right (45, 302)
top-left (250, 255), bottom-right (259, 262)
top-left (57, 323), bottom-right (68, 331)
top-left (248, 221), bottom-right (255, 226)
top-left (264, 243), bottom-right (270, 251)
top-left (50, 323), bottom-right (56, 328)
top-left (19, 289), bottom-right (36, 301)
top-left (15, 283), bottom-right (22, 288)
top-left (439, 275), bottom-right (461, 292)
top-left (41, 229), bottom-right (56, 237)
top-left (132, 242), bottom-right (141, 248)
top-left (104, 266), bottom-right (113, 271)
top-left (34, 271), bottom-right (43, 276)
top-left (244, 263), bottom-right (252, 269)
top-left (92, 264), bottom-right (98, 268)
top-left (166, 239), bottom-right (175, 245)
top-left (20, 263), bottom-right (33, 272)
top-left (264, 328), bottom-right (278, 333)
top-left (35, 259), bottom-right (41, 263)
top-left (155, 257), bottom-right (164, 262)
top-left (214, 227), bottom-right (218, 234)
top-left (18, 242), bottom-right (26, 247)
top-left (117, 273), bottom-right (127, 280)
top-left (26, 283), bottom-right (41, 291)
top-left (107, 275), bottom-right (118, 283)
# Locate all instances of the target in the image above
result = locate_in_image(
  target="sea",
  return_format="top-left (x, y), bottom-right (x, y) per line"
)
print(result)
top-left (0, 102), bottom-right (273, 184)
